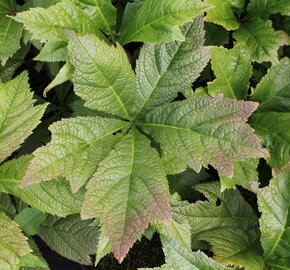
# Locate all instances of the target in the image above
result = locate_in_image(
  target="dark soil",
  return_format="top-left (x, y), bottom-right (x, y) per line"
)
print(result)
top-left (35, 234), bottom-right (165, 270)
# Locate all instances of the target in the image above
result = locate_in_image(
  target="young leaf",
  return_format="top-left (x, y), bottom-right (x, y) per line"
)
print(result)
top-left (22, 117), bottom-right (129, 193)
top-left (95, 230), bottom-right (112, 266)
top-left (234, 18), bottom-right (283, 63)
top-left (208, 43), bottom-right (252, 99)
top-left (133, 16), bottom-right (210, 119)
top-left (34, 39), bottom-right (67, 62)
top-left (43, 63), bottom-right (73, 97)
top-left (204, 0), bottom-right (239, 30)
top-left (0, 71), bottom-right (47, 163)
top-left (39, 215), bottom-right (99, 265)
top-left (250, 58), bottom-right (290, 168)
top-left (13, 0), bottom-right (103, 42)
top-left (247, 0), bottom-right (290, 19)
top-left (257, 165), bottom-right (290, 263)
top-left (14, 208), bottom-right (46, 236)
top-left (197, 228), bottom-right (265, 270)
top-left (141, 95), bottom-right (268, 177)
top-left (82, 128), bottom-right (172, 262)
top-left (119, 0), bottom-right (211, 45)
top-left (220, 158), bottom-right (259, 191)
top-left (68, 33), bottom-right (135, 119)
top-left (0, 156), bottom-right (85, 217)
top-left (0, 212), bottom-right (31, 269)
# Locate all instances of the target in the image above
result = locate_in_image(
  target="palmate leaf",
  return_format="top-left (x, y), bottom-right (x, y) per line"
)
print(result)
top-left (197, 228), bottom-right (265, 270)
top-left (208, 43), bottom-right (252, 100)
top-left (68, 32), bottom-right (135, 119)
top-left (256, 165), bottom-right (290, 265)
top-left (39, 215), bottom-right (99, 265)
top-left (140, 237), bottom-right (231, 270)
top-left (82, 128), bottom-right (172, 262)
top-left (22, 117), bottom-right (129, 193)
top-left (173, 182), bottom-right (258, 241)
top-left (204, 0), bottom-right (239, 30)
top-left (141, 95), bottom-right (268, 177)
top-left (0, 156), bottom-right (85, 217)
top-left (119, 0), bottom-right (211, 45)
top-left (234, 18), bottom-right (284, 64)
top-left (250, 58), bottom-right (290, 168)
top-left (247, 0), bottom-right (290, 19)
top-left (0, 212), bottom-right (31, 269)
top-left (172, 182), bottom-right (263, 269)
top-left (133, 16), bottom-right (210, 119)
top-left (13, 0), bottom-right (103, 42)
top-left (0, 72), bottom-right (47, 163)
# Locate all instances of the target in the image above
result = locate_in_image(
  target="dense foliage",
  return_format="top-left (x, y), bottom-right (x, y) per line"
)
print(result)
top-left (0, 0), bottom-right (289, 269)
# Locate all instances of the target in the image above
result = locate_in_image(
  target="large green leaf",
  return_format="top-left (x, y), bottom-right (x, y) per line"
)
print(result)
top-left (0, 156), bottom-right (85, 217)
top-left (247, 0), bottom-right (290, 19)
top-left (173, 182), bottom-right (258, 241)
top-left (257, 165), bottom-right (290, 264)
top-left (68, 33), bottom-right (135, 119)
top-left (250, 58), bottom-right (290, 168)
top-left (204, 0), bottom-right (239, 30)
top-left (133, 16), bottom-right (210, 119)
top-left (0, 17), bottom-right (22, 61)
top-left (208, 43), bottom-right (252, 99)
top-left (119, 0), bottom-right (210, 44)
top-left (197, 228), bottom-right (265, 270)
top-left (0, 212), bottom-right (31, 269)
top-left (234, 18), bottom-right (283, 63)
top-left (0, 72), bottom-right (47, 163)
top-left (141, 95), bottom-right (268, 177)
top-left (22, 117), bottom-right (129, 192)
top-left (82, 128), bottom-right (172, 262)
top-left (140, 237), bottom-right (231, 270)
top-left (14, 0), bottom-right (103, 42)
top-left (39, 215), bottom-right (99, 265)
